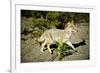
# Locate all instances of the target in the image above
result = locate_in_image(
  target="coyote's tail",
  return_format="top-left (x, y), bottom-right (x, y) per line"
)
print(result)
top-left (38, 33), bottom-right (45, 42)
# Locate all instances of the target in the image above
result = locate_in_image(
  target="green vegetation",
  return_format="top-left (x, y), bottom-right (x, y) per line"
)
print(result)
top-left (21, 10), bottom-right (89, 35)
top-left (54, 41), bottom-right (72, 60)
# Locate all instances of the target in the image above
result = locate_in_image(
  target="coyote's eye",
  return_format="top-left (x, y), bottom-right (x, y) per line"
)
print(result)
top-left (72, 27), bottom-right (78, 32)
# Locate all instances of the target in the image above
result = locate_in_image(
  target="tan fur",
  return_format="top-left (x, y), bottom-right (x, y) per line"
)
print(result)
top-left (38, 20), bottom-right (77, 53)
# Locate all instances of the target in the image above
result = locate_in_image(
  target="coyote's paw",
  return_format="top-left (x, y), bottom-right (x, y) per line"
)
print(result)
top-left (49, 51), bottom-right (52, 54)
top-left (73, 50), bottom-right (78, 52)
top-left (48, 49), bottom-right (53, 54)
top-left (40, 50), bottom-right (44, 53)
top-left (75, 50), bottom-right (78, 52)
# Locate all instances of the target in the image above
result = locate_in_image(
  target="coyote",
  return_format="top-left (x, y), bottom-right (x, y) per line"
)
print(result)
top-left (38, 20), bottom-right (78, 54)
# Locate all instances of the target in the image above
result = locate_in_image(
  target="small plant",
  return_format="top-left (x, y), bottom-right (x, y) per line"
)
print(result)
top-left (55, 41), bottom-right (71, 60)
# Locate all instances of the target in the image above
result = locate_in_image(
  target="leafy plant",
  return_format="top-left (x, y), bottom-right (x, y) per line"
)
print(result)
top-left (55, 41), bottom-right (71, 60)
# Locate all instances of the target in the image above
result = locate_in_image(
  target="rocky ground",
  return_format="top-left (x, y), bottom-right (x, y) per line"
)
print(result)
top-left (21, 23), bottom-right (89, 63)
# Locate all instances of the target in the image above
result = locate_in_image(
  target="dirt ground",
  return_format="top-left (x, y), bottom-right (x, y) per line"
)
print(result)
top-left (21, 23), bottom-right (89, 63)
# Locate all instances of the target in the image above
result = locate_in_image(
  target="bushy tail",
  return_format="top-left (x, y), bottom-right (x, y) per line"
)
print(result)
top-left (38, 33), bottom-right (45, 42)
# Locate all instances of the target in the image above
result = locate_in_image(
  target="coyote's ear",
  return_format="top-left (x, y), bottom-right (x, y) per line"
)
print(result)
top-left (65, 20), bottom-right (74, 28)
top-left (70, 20), bottom-right (74, 24)
top-left (65, 21), bottom-right (70, 28)
top-left (70, 20), bottom-right (75, 26)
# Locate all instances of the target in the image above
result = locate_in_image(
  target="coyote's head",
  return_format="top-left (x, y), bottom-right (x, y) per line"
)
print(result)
top-left (65, 20), bottom-right (78, 33)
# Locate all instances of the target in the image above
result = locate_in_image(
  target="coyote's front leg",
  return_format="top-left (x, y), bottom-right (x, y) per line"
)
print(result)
top-left (66, 41), bottom-right (76, 51)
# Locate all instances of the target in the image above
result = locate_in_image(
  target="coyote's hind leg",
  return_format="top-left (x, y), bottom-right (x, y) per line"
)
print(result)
top-left (41, 40), bottom-right (47, 53)
top-left (47, 44), bottom-right (52, 54)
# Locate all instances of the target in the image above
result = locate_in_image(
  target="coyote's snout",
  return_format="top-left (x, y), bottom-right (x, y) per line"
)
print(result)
top-left (38, 20), bottom-right (78, 54)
